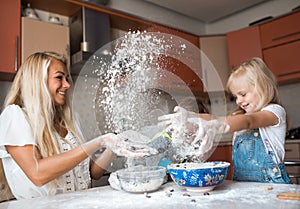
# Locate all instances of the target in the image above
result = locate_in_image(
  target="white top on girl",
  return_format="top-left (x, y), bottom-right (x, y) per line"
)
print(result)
top-left (0, 105), bottom-right (91, 199)
top-left (234, 104), bottom-right (286, 164)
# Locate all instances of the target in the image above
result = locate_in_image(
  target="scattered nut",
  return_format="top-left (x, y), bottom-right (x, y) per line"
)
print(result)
top-left (183, 193), bottom-right (191, 197)
top-left (129, 146), bottom-right (136, 151)
top-left (144, 192), bottom-right (151, 198)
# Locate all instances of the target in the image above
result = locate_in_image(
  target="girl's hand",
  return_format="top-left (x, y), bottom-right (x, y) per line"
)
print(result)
top-left (187, 117), bottom-right (230, 148)
top-left (158, 106), bottom-right (197, 145)
top-left (158, 106), bottom-right (196, 129)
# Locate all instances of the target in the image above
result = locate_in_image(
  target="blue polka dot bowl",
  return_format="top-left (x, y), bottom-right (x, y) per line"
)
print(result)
top-left (167, 161), bottom-right (230, 192)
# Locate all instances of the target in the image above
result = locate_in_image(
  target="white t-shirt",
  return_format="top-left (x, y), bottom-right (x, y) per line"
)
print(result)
top-left (259, 104), bottom-right (287, 164)
top-left (0, 105), bottom-right (91, 199)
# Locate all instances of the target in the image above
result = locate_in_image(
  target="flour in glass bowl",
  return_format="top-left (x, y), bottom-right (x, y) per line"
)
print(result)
top-left (116, 165), bottom-right (166, 193)
top-left (118, 178), bottom-right (164, 193)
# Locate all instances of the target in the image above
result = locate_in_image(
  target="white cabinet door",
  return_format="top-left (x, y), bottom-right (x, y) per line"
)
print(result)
top-left (199, 36), bottom-right (230, 92)
top-left (21, 17), bottom-right (70, 66)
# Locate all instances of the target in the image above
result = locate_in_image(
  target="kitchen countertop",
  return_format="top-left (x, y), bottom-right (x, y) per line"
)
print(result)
top-left (1, 180), bottom-right (299, 209)
top-left (286, 139), bottom-right (300, 143)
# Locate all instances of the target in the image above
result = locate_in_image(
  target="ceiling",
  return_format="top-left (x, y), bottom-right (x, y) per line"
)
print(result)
top-left (143, 0), bottom-right (271, 22)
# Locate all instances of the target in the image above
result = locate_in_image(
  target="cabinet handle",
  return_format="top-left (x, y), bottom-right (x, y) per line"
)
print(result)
top-left (278, 70), bottom-right (300, 77)
top-left (14, 36), bottom-right (19, 71)
top-left (272, 31), bottom-right (300, 42)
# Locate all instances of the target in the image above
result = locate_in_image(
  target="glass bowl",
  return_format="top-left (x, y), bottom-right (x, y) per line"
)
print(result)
top-left (116, 165), bottom-right (166, 193)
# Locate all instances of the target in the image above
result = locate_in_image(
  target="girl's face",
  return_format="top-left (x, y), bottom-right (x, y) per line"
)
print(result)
top-left (229, 75), bottom-right (259, 113)
top-left (47, 59), bottom-right (70, 106)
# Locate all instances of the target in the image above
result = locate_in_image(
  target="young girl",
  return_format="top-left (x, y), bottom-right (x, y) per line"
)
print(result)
top-left (160, 57), bottom-right (291, 184)
top-left (0, 52), bottom-right (155, 201)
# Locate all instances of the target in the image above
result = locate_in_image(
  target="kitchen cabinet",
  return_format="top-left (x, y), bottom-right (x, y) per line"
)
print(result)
top-left (21, 17), bottom-right (70, 66)
top-left (147, 25), bottom-right (200, 47)
top-left (156, 55), bottom-right (203, 92)
top-left (226, 25), bottom-right (263, 70)
top-left (208, 145), bottom-right (233, 180)
top-left (284, 140), bottom-right (300, 184)
top-left (259, 11), bottom-right (300, 49)
top-left (263, 40), bottom-right (300, 84)
top-left (0, 0), bottom-right (21, 81)
top-left (199, 35), bottom-right (230, 92)
top-left (24, 0), bottom-right (204, 93)
top-left (260, 11), bottom-right (300, 84)
top-left (226, 10), bottom-right (300, 85)
top-left (146, 25), bottom-right (203, 93)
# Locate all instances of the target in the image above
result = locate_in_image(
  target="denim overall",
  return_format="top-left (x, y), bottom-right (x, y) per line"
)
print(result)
top-left (232, 129), bottom-right (291, 183)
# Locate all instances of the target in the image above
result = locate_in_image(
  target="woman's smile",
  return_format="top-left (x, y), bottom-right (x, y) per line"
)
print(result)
top-left (47, 59), bottom-right (70, 105)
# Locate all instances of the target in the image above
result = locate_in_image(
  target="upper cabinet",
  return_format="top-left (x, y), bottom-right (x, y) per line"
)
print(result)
top-left (21, 17), bottom-right (70, 66)
top-left (0, 0), bottom-right (21, 81)
top-left (226, 26), bottom-right (263, 70)
top-left (260, 11), bottom-right (300, 49)
top-left (226, 10), bottom-right (300, 85)
top-left (0, 0), bottom-right (78, 82)
top-left (260, 11), bottom-right (300, 84)
top-left (12, 0), bottom-right (206, 95)
top-left (147, 25), bottom-right (203, 92)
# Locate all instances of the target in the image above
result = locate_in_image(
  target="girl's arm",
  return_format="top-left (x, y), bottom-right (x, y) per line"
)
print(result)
top-left (225, 110), bottom-right (279, 132)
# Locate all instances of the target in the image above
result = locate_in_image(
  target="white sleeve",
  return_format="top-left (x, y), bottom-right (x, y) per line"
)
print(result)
top-left (0, 105), bottom-right (36, 158)
top-left (262, 104), bottom-right (286, 128)
top-left (260, 104), bottom-right (286, 163)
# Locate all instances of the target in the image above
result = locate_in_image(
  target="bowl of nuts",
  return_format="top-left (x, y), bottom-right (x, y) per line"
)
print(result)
top-left (167, 161), bottom-right (230, 192)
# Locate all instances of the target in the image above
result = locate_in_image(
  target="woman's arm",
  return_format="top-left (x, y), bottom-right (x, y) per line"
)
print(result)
top-left (90, 149), bottom-right (116, 180)
top-left (6, 144), bottom-right (91, 186)
top-left (6, 133), bottom-right (156, 187)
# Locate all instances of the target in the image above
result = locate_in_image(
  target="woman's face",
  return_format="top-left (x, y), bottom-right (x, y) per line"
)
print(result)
top-left (229, 75), bottom-right (259, 113)
top-left (47, 59), bottom-right (70, 106)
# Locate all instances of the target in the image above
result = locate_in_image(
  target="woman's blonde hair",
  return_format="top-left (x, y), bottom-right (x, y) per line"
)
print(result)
top-left (226, 57), bottom-right (279, 112)
top-left (0, 52), bottom-right (83, 199)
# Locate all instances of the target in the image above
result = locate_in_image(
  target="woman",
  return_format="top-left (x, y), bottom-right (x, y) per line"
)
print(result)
top-left (0, 52), bottom-right (155, 200)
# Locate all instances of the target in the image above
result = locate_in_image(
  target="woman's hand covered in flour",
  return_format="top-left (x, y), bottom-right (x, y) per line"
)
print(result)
top-left (82, 133), bottom-right (158, 158)
top-left (103, 132), bottom-right (158, 158)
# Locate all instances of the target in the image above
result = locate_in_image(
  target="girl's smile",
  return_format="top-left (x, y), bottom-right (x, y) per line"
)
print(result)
top-left (229, 75), bottom-right (259, 113)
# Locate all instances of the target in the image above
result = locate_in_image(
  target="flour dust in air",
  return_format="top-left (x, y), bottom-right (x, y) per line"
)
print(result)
top-left (72, 31), bottom-right (227, 172)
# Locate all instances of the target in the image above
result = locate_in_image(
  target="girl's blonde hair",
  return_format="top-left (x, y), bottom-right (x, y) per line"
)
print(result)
top-left (226, 57), bottom-right (279, 112)
top-left (0, 52), bottom-right (83, 200)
